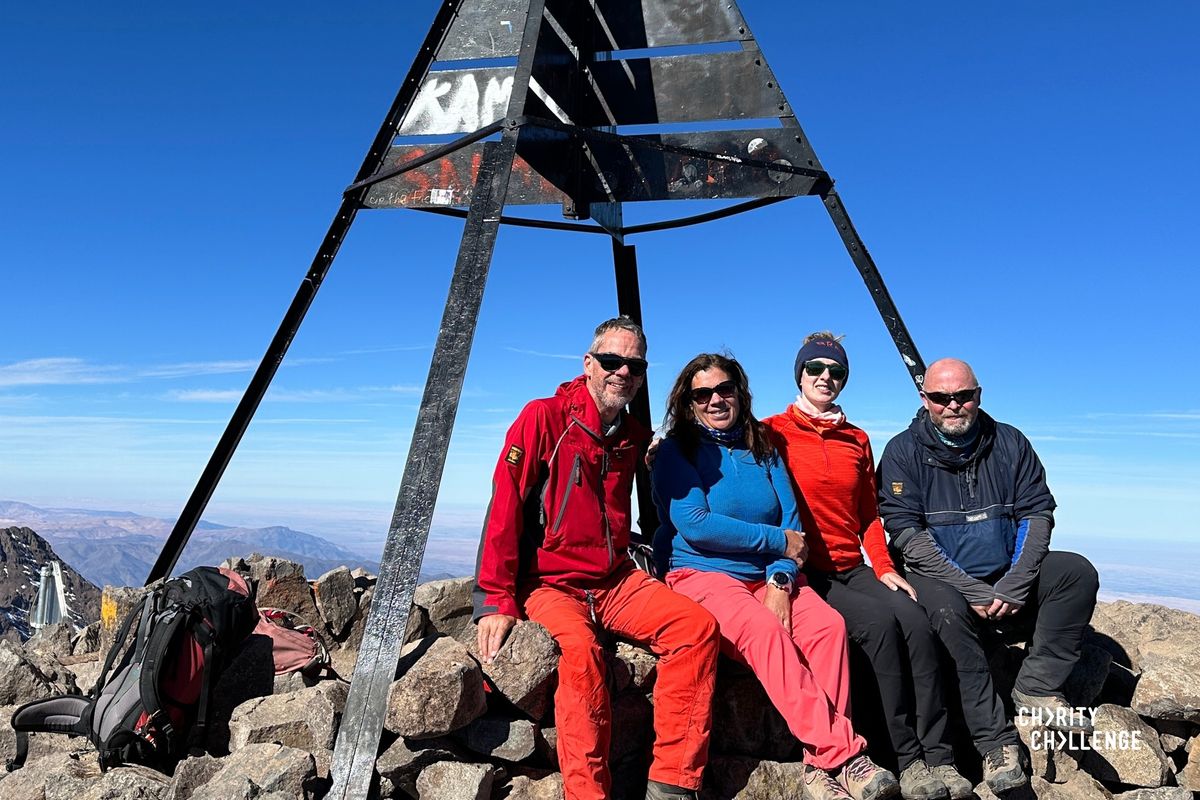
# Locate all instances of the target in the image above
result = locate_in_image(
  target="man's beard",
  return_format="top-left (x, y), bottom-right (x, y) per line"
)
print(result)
top-left (590, 379), bottom-right (634, 417)
top-left (936, 414), bottom-right (974, 437)
top-left (596, 390), bottom-right (632, 415)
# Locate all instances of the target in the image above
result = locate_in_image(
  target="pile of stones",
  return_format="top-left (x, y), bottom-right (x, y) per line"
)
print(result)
top-left (1, 556), bottom-right (1198, 799)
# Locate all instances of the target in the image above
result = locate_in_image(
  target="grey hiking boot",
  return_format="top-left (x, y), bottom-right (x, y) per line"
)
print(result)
top-left (839, 754), bottom-right (901, 800)
top-left (899, 760), bottom-right (949, 800)
top-left (982, 744), bottom-right (1028, 794)
top-left (645, 779), bottom-right (697, 800)
top-left (805, 765), bottom-right (854, 800)
top-left (1012, 689), bottom-right (1094, 733)
top-left (928, 764), bottom-right (973, 800)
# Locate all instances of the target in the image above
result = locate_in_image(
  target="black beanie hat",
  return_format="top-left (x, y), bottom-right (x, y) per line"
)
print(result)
top-left (794, 338), bottom-right (849, 389)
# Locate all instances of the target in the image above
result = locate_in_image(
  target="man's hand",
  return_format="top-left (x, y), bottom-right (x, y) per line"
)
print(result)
top-left (783, 529), bottom-right (807, 564)
top-left (986, 598), bottom-right (1021, 619)
top-left (879, 571), bottom-right (918, 602)
top-left (476, 614), bottom-right (517, 664)
top-left (972, 598), bottom-right (1020, 620)
top-left (763, 586), bottom-right (792, 634)
top-left (645, 436), bottom-right (661, 468)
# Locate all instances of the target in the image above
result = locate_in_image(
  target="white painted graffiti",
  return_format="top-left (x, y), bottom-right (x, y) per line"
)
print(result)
top-left (399, 72), bottom-right (514, 135)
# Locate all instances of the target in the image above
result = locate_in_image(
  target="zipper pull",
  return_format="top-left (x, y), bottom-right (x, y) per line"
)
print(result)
top-left (585, 590), bottom-right (598, 624)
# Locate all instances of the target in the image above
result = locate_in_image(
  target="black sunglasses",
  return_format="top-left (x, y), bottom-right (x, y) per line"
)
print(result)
top-left (589, 352), bottom-right (648, 377)
top-left (690, 380), bottom-right (738, 405)
top-left (922, 388), bottom-right (980, 407)
top-left (802, 361), bottom-right (848, 381)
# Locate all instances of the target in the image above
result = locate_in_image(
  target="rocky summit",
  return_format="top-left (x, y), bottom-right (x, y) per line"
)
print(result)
top-left (2, 558), bottom-right (1199, 799)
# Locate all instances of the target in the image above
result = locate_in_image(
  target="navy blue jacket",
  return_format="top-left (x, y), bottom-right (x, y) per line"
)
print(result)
top-left (878, 409), bottom-right (1055, 605)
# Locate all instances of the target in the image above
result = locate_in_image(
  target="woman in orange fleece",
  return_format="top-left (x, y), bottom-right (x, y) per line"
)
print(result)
top-left (763, 333), bottom-right (971, 800)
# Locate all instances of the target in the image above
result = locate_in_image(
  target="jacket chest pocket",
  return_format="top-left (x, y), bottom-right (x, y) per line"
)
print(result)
top-left (605, 443), bottom-right (638, 495)
top-left (550, 452), bottom-right (585, 533)
top-left (541, 443), bottom-right (603, 536)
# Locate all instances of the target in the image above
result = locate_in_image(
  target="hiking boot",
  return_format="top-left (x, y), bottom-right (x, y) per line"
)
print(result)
top-left (928, 764), bottom-right (973, 800)
top-left (982, 744), bottom-right (1028, 794)
top-left (899, 760), bottom-right (949, 800)
top-left (645, 779), bottom-right (697, 800)
top-left (1012, 689), bottom-right (1094, 734)
top-left (839, 754), bottom-right (901, 800)
top-left (805, 765), bottom-right (854, 800)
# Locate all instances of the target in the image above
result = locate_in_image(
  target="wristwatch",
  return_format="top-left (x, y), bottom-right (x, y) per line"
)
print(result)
top-left (768, 572), bottom-right (794, 593)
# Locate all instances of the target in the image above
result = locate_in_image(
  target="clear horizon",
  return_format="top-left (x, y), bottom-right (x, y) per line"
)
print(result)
top-left (4, 496), bottom-right (1198, 615)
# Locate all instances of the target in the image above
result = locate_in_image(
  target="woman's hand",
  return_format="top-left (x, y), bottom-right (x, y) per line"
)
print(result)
top-left (645, 436), bottom-right (661, 468)
top-left (763, 585), bottom-right (792, 634)
top-left (879, 571), bottom-right (918, 602)
top-left (783, 529), bottom-right (807, 565)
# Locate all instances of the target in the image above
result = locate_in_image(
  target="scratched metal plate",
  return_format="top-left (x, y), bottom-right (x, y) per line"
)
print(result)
top-left (398, 66), bottom-right (516, 136)
top-left (588, 0), bottom-right (752, 49)
top-left (436, 0), bottom-right (753, 61)
top-left (364, 128), bottom-right (821, 208)
top-left (363, 143), bottom-right (565, 208)
top-left (583, 50), bottom-right (789, 125)
top-left (399, 49), bottom-right (787, 135)
top-left (438, 0), bottom-right (529, 61)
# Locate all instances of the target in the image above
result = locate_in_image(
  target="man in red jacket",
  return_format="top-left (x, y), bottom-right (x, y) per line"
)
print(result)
top-left (473, 317), bottom-right (719, 800)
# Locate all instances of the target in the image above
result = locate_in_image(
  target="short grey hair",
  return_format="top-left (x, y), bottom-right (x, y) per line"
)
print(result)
top-left (589, 316), bottom-right (647, 354)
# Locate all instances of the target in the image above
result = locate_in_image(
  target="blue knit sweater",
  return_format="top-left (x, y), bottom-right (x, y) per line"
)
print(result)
top-left (651, 435), bottom-right (801, 583)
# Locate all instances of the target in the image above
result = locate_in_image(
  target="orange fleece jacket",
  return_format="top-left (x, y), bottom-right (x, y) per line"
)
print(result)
top-left (763, 404), bottom-right (895, 577)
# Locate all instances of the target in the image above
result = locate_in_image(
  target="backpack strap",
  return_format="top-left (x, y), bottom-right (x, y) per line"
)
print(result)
top-left (136, 607), bottom-right (189, 747)
top-left (7, 695), bottom-right (92, 771)
top-left (94, 593), bottom-right (155, 696)
top-left (187, 639), bottom-right (215, 756)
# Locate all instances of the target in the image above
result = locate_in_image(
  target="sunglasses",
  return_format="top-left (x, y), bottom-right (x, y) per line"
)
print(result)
top-left (922, 388), bottom-right (979, 407)
top-left (690, 380), bottom-right (738, 405)
top-left (589, 352), bottom-right (648, 377)
top-left (802, 361), bottom-right (848, 381)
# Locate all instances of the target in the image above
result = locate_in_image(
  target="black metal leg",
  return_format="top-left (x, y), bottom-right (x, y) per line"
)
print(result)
top-left (327, 136), bottom-right (522, 799)
top-left (330, 3), bottom-right (549, 794)
top-left (146, 0), bottom-right (468, 584)
top-left (822, 188), bottom-right (927, 390)
top-left (611, 240), bottom-right (659, 543)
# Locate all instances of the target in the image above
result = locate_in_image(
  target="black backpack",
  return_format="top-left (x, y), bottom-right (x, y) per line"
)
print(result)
top-left (7, 566), bottom-right (259, 772)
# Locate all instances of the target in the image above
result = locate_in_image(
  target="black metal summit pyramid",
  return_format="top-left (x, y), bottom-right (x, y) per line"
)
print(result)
top-left (140, 3), bottom-right (928, 797)
top-left (362, 0), bottom-right (829, 230)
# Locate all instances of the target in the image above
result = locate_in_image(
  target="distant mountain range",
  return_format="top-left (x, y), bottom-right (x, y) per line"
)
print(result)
top-left (0, 500), bottom-right (382, 590)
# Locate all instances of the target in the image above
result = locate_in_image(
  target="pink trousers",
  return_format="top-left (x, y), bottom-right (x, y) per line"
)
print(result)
top-left (667, 568), bottom-right (865, 769)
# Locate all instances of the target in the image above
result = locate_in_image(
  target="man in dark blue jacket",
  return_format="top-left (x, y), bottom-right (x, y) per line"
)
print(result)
top-left (878, 359), bottom-right (1098, 794)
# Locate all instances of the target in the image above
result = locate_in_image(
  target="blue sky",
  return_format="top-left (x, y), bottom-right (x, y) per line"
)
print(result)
top-left (3, 3), bottom-right (1198, 598)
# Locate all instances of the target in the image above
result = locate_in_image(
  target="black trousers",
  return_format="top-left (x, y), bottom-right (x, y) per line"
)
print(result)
top-left (809, 563), bottom-right (953, 771)
top-left (905, 551), bottom-right (1099, 755)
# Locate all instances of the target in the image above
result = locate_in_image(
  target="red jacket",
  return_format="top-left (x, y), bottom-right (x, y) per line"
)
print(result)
top-left (473, 376), bottom-right (650, 619)
top-left (763, 405), bottom-right (895, 578)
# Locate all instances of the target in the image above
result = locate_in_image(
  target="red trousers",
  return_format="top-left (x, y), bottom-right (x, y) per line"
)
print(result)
top-left (523, 564), bottom-right (719, 800)
top-left (667, 568), bottom-right (865, 770)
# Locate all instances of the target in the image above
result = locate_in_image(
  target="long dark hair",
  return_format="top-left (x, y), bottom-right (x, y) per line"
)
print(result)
top-left (663, 353), bottom-right (775, 463)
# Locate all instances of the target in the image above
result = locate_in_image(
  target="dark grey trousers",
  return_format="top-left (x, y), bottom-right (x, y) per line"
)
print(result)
top-left (905, 551), bottom-right (1099, 754)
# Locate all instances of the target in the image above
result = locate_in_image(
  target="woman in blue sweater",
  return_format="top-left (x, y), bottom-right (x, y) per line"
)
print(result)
top-left (652, 353), bottom-right (898, 800)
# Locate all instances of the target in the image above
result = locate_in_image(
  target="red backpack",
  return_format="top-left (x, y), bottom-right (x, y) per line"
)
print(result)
top-left (7, 566), bottom-right (259, 772)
